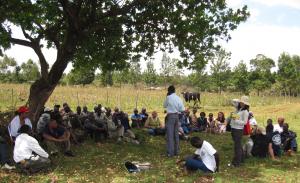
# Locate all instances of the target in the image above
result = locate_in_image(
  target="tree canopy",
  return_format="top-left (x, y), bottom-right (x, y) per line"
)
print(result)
top-left (0, 0), bottom-right (249, 122)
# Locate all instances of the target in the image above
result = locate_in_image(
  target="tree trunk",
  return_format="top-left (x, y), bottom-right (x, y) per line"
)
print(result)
top-left (28, 79), bottom-right (56, 127)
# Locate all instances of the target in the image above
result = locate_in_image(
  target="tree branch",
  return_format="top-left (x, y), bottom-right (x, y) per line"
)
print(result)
top-left (9, 37), bottom-right (33, 47)
top-left (31, 42), bottom-right (49, 80)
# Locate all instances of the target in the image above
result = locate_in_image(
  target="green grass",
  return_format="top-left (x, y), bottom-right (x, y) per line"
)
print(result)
top-left (1, 84), bottom-right (300, 182)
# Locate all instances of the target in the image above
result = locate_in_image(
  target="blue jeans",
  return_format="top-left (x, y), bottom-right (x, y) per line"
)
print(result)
top-left (148, 128), bottom-right (155, 135)
top-left (0, 143), bottom-right (9, 165)
top-left (181, 126), bottom-right (190, 134)
top-left (185, 157), bottom-right (212, 173)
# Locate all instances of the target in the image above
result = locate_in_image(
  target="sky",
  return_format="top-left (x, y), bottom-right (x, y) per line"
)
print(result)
top-left (3, 0), bottom-right (300, 74)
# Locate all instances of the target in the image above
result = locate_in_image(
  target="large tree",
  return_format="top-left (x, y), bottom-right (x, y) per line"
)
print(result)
top-left (0, 0), bottom-right (249, 123)
top-left (249, 54), bottom-right (275, 96)
top-left (209, 49), bottom-right (231, 93)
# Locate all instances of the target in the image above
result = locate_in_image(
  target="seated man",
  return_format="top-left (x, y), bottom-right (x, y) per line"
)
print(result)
top-left (144, 111), bottom-right (165, 136)
top-left (180, 109), bottom-right (191, 134)
top-left (266, 124), bottom-right (281, 160)
top-left (119, 112), bottom-right (139, 144)
top-left (274, 117), bottom-right (284, 133)
top-left (131, 109), bottom-right (143, 128)
top-left (14, 125), bottom-right (50, 174)
top-left (177, 136), bottom-right (219, 173)
top-left (105, 108), bottom-right (124, 142)
top-left (52, 104), bottom-right (63, 125)
top-left (281, 123), bottom-right (297, 154)
top-left (140, 108), bottom-right (149, 127)
top-left (36, 107), bottom-right (52, 136)
top-left (0, 131), bottom-right (15, 170)
top-left (81, 106), bottom-right (89, 117)
top-left (83, 113), bottom-right (107, 143)
top-left (8, 106), bottom-right (32, 141)
top-left (197, 112), bottom-right (208, 132)
top-left (42, 119), bottom-right (74, 157)
top-left (190, 115), bottom-right (200, 132)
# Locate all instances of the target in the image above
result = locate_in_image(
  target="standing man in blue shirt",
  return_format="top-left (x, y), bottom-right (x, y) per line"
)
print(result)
top-left (163, 85), bottom-right (185, 157)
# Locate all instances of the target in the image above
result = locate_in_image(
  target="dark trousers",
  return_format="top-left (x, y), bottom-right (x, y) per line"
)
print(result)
top-left (18, 156), bottom-right (51, 174)
top-left (166, 114), bottom-right (179, 156)
top-left (0, 143), bottom-right (9, 165)
top-left (231, 128), bottom-right (244, 166)
top-left (185, 157), bottom-right (212, 173)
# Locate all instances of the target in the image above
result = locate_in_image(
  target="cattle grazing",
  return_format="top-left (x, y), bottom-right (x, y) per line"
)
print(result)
top-left (181, 92), bottom-right (200, 104)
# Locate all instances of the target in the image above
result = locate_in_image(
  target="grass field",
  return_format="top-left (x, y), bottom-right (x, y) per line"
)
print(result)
top-left (1, 84), bottom-right (300, 183)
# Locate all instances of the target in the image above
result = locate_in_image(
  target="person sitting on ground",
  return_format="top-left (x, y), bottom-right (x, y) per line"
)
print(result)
top-left (180, 109), bottom-right (191, 134)
top-left (216, 112), bottom-right (226, 133)
top-left (177, 136), bottom-right (219, 173)
top-left (206, 113), bottom-right (217, 134)
top-left (266, 123), bottom-right (281, 160)
top-left (267, 118), bottom-right (273, 126)
top-left (131, 109), bottom-right (143, 128)
top-left (36, 107), bottom-right (52, 136)
top-left (81, 106), bottom-right (89, 117)
top-left (140, 108), bottom-right (149, 127)
top-left (119, 112), bottom-right (140, 144)
top-left (0, 129), bottom-right (15, 170)
top-left (83, 113), bottom-right (107, 143)
top-left (42, 118), bottom-right (74, 157)
top-left (112, 107), bottom-right (121, 124)
top-left (281, 123), bottom-right (297, 154)
top-left (274, 117), bottom-right (284, 133)
top-left (198, 112), bottom-right (208, 132)
top-left (190, 115), bottom-right (200, 132)
top-left (105, 108), bottom-right (125, 142)
top-left (8, 106), bottom-right (32, 142)
top-left (76, 106), bottom-right (81, 116)
top-left (248, 111), bottom-right (257, 128)
top-left (94, 106), bottom-right (105, 125)
top-left (52, 104), bottom-right (63, 125)
top-left (244, 127), bottom-right (268, 158)
top-left (14, 125), bottom-right (50, 174)
top-left (144, 111), bottom-right (165, 136)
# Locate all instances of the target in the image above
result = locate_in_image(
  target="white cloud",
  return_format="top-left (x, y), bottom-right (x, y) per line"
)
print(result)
top-left (251, 0), bottom-right (300, 10)
top-left (223, 24), bottom-right (300, 69)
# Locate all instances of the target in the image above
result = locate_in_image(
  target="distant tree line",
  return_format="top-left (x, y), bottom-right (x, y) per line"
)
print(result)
top-left (0, 55), bottom-right (40, 83)
top-left (1, 51), bottom-right (300, 96)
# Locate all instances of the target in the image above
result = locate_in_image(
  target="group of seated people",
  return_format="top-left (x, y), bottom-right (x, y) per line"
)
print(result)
top-left (1, 104), bottom-right (155, 173)
top-left (178, 109), bottom-right (231, 139)
top-left (0, 104), bottom-right (297, 174)
top-left (244, 117), bottom-right (297, 160)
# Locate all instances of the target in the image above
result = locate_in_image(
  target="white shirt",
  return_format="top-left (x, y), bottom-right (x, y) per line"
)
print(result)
top-left (13, 133), bottom-right (49, 163)
top-left (273, 124), bottom-right (283, 133)
top-left (163, 93), bottom-right (185, 113)
top-left (249, 117), bottom-right (257, 126)
top-left (195, 141), bottom-right (217, 172)
top-left (8, 116), bottom-right (32, 138)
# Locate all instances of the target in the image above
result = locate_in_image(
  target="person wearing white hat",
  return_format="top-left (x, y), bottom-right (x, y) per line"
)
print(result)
top-left (229, 96), bottom-right (250, 167)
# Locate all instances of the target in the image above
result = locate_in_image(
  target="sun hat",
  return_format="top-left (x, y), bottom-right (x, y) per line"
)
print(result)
top-left (240, 96), bottom-right (250, 106)
top-left (18, 106), bottom-right (29, 113)
top-left (257, 126), bottom-right (266, 135)
top-left (44, 107), bottom-right (52, 112)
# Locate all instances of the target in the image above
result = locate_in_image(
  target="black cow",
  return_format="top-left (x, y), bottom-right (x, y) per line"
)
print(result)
top-left (181, 92), bottom-right (200, 103)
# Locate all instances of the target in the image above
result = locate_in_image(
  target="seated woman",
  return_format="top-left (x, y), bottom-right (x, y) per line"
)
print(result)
top-left (144, 111), bottom-right (165, 136)
top-left (177, 137), bottom-right (219, 173)
top-left (216, 112), bottom-right (226, 133)
top-left (281, 123), bottom-right (297, 155)
top-left (206, 113), bottom-right (217, 134)
top-left (266, 124), bottom-right (281, 160)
